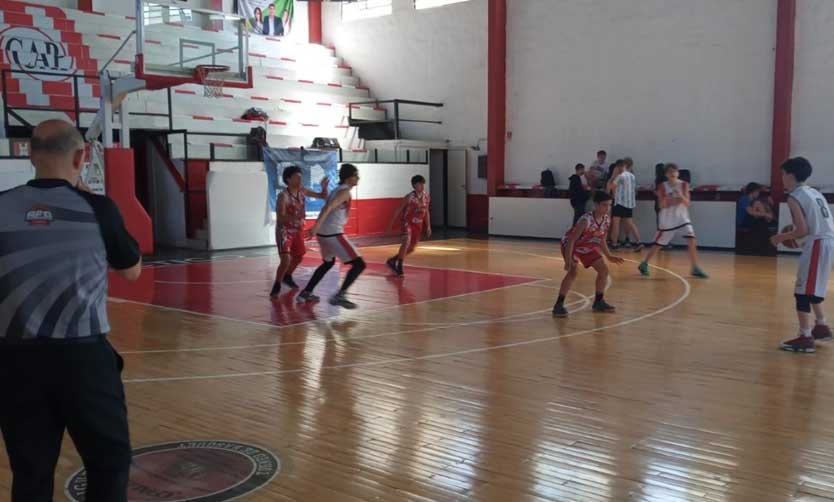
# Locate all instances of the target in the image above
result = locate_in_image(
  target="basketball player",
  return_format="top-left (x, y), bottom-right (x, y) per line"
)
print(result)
top-left (638, 163), bottom-right (708, 278)
top-left (296, 164), bottom-right (366, 309)
top-left (269, 165), bottom-right (329, 299)
top-left (770, 157), bottom-right (834, 353)
top-left (385, 174), bottom-right (431, 277)
top-left (553, 191), bottom-right (625, 317)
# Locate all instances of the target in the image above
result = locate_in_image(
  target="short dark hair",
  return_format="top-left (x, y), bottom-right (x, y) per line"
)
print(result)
top-left (623, 157), bottom-right (633, 167)
top-left (282, 165), bottom-right (302, 184)
top-left (744, 182), bottom-right (763, 195)
top-left (665, 163), bottom-right (679, 174)
top-left (593, 190), bottom-right (613, 203)
top-left (411, 174), bottom-right (426, 186)
top-left (339, 163), bottom-right (358, 183)
top-left (575, 163), bottom-right (585, 171)
top-left (614, 159), bottom-right (626, 168)
top-left (268, 3), bottom-right (275, 8)
top-left (30, 124), bottom-right (83, 156)
top-left (597, 150), bottom-right (606, 157)
top-left (781, 157), bottom-right (813, 182)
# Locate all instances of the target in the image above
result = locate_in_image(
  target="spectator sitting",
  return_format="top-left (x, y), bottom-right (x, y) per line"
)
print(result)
top-left (569, 163), bottom-right (591, 224)
top-left (737, 182), bottom-right (774, 228)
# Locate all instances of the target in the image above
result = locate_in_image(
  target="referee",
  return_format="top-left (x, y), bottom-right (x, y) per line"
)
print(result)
top-left (0, 120), bottom-right (141, 501)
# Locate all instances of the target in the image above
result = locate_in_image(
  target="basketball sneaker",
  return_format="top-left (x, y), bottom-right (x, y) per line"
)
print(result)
top-left (552, 304), bottom-right (568, 318)
top-left (282, 275), bottom-right (300, 289)
top-left (592, 300), bottom-right (616, 313)
top-left (396, 262), bottom-right (404, 277)
top-left (780, 335), bottom-right (816, 353)
top-left (692, 266), bottom-right (708, 278)
top-left (296, 291), bottom-right (320, 303)
top-left (386, 257), bottom-right (399, 275)
top-left (329, 293), bottom-right (358, 309)
top-left (633, 244), bottom-right (644, 252)
top-left (638, 262), bottom-right (650, 276)
top-left (813, 324), bottom-right (833, 342)
top-left (269, 282), bottom-right (281, 299)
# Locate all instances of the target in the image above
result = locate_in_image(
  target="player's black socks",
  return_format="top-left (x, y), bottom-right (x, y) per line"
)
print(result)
top-left (555, 294), bottom-right (566, 306)
top-left (594, 293), bottom-right (604, 303)
top-left (304, 259), bottom-right (335, 293)
top-left (339, 258), bottom-right (367, 295)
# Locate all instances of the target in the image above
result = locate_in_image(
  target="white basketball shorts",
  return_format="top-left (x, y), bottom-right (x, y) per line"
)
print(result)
top-left (317, 234), bottom-right (361, 263)
top-left (654, 223), bottom-right (695, 246)
top-left (796, 238), bottom-right (834, 298)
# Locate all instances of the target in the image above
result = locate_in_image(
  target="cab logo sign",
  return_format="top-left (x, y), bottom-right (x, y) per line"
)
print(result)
top-left (0, 26), bottom-right (76, 81)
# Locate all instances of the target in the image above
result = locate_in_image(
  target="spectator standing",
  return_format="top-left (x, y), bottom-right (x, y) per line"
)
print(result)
top-left (587, 149), bottom-right (607, 190)
top-left (569, 163), bottom-right (591, 224)
top-left (608, 157), bottom-right (643, 251)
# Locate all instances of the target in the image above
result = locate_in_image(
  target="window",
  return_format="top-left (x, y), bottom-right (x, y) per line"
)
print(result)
top-left (143, 3), bottom-right (192, 25)
top-left (415, 0), bottom-right (470, 10)
top-left (342, 0), bottom-right (392, 21)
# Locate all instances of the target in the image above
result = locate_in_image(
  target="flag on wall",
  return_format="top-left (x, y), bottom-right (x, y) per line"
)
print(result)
top-left (263, 148), bottom-right (339, 216)
top-left (236, 0), bottom-right (294, 36)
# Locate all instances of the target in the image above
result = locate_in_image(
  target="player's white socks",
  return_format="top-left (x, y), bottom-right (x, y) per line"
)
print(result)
top-left (801, 328), bottom-right (813, 338)
top-left (816, 318), bottom-right (828, 326)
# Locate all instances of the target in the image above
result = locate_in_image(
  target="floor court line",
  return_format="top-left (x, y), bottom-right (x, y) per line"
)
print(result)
top-left (119, 290), bottom-right (594, 355)
top-left (122, 261), bottom-right (686, 383)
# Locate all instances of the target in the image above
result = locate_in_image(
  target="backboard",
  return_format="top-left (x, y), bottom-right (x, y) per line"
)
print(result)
top-left (136, 0), bottom-right (253, 90)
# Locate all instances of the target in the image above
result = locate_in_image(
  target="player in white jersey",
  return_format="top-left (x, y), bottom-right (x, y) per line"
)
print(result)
top-left (296, 164), bottom-right (366, 309)
top-left (637, 163), bottom-right (708, 278)
top-left (770, 157), bottom-right (834, 353)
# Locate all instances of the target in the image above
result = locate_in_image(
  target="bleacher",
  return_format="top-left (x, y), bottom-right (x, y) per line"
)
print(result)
top-left (0, 0), bottom-right (386, 158)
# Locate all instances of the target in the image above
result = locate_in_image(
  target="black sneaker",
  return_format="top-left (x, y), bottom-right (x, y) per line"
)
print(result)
top-left (296, 290), bottom-right (320, 303)
top-left (282, 275), bottom-right (300, 289)
top-left (396, 263), bottom-right (404, 277)
top-left (329, 293), bottom-right (358, 309)
top-left (592, 300), bottom-right (616, 313)
top-left (269, 282), bottom-right (281, 299)
top-left (552, 304), bottom-right (568, 318)
top-left (386, 257), bottom-right (399, 275)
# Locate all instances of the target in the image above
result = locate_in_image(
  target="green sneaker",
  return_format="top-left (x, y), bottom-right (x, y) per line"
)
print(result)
top-left (692, 266), bottom-right (708, 278)
top-left (638, 261), bottom-right (650, 276)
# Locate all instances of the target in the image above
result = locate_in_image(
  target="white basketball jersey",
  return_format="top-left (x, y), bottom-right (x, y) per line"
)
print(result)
top-left (317, 184), bottom-right (352, 235)
top-left (790, 185), bottom-right (834, 241)
top-left (657, 180), bottom-right (691, 231)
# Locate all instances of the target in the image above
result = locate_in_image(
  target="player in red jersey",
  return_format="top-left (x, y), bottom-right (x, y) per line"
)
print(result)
top-left (385, 175), bottom-right (431, 277)
top-left (553, 190), bottom-right (625, 317)
top-left (270, 165), bottom-right (329, 299)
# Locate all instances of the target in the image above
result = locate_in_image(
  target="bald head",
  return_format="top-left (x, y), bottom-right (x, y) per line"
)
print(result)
top-left (30, 119), bottom-right (86, 183)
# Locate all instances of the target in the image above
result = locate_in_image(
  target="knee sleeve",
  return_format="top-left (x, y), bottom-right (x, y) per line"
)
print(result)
top-left (795, 294), bottom-right (812, 313)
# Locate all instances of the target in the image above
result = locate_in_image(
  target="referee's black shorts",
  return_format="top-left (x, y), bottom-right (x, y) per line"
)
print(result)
top-left (612, 204), bottom-right (634, 218)
top-left (0, 337), bottom-right (131, 502)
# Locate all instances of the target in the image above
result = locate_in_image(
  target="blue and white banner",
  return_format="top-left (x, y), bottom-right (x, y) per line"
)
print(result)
top-left (263, 148), bottom-right (339, 217)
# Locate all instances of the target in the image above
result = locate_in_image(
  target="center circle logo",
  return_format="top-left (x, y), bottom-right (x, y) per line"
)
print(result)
top-left (65, 440), bottom-right (280, 502)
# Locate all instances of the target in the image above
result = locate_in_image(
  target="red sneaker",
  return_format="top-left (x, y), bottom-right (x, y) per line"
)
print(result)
top-left (780, 335), bottom-right (816, 353)
top-left (813, 324), bottom-right (833, 342)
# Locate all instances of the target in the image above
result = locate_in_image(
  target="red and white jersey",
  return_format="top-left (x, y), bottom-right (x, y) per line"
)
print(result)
top-left (790, 185), bottom-right (834, 243)
top-left (278, 189), bottom-right (306, 230)
top-left (658, 180), bottom-right (691, 230)
top-left (564, 212), bottom-right (610, 254)
top-left (402, 190), bottom-right (430, 226)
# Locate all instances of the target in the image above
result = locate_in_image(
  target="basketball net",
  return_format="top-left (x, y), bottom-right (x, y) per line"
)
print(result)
top-left (195, 65), bottom-right (230, 98)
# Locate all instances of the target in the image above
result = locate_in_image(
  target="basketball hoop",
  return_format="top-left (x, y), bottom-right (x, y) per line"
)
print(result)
top-left (194, 64), bottom-right (231, 98)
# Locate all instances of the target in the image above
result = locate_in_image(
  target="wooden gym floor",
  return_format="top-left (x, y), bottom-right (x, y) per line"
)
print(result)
top-left (2, 237), bottom-right (834, 501)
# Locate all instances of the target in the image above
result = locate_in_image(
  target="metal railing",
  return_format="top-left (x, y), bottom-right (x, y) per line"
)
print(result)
top-left (347, 99), bottom-right (443, 140)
